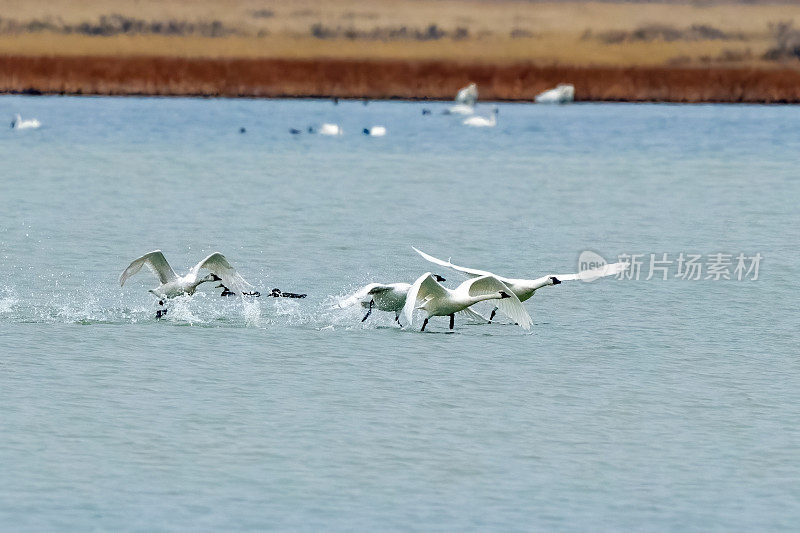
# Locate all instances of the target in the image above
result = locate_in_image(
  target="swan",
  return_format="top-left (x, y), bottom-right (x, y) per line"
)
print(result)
top-left (11, 114), bottom-right (40, 129)
top-left (455, 83), bottom-right (478, 106)
top-left (443, 104), bottom-right (475, 115)
top-left (338, 275), bottom-right (477, 325)
top-left (402, 272), bottom-right (531, 331)
top-left (120, 250), bottom-right (254, 299)
top-left (319, 123), bottom-right (342, 136)
top-left (463, 107), bottom-right (498, 127)
top-left (535, 84), bottom-right (575, 104)
top-left (362, 126), bottom-right (386, 136)
top-left (413, 247), bottom-right (628, 322)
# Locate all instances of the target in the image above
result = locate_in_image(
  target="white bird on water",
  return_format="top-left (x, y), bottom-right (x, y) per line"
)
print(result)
top-left (412, 247), bottom-right (628, 322)
top-left (402, 272), bottom-right (532, 331)
top-left (463, 107), bottom-right (498, 128)
top-left (338, 274), bottom-right (487, 325)
top-left (535, 84), bottom-right (575, 104)
top-left (362, 126), bottom-right (386, 137)
top-left (120, 250), bottom-right (253, 299)
top-left (318, 123), bottom-right (343, 136)
top-left (11, 114), bottom-right (41, 129)
top-left (444, 82), bottom-right (478, 115)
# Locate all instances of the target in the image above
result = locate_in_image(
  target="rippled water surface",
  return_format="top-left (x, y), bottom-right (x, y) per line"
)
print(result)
top-left (1, 96), bottom-right (798, 531)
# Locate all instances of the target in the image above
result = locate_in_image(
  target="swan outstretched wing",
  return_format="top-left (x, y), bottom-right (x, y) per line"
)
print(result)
top-left (412, 247), bottom-right (494, 279)
top-left (455, 83), bottom-right (477, 105)
top-left (402, 272), bottom-right (448, 327)
top-left (338, 283), bottom-right (392, 308)
top-left (120, 250), bottom-right (178, 286)
top-left (191, 252), bottom-right (254, 294)
top-left (458, 306), bottom-right (488, 323)
top-left (554, 261), bottom-right (629, 282)
top-left (464, 275), bottom-right (532, 330)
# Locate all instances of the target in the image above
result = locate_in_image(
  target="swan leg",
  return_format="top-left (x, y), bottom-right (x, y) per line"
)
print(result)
top-left (362, 300), bottom-right (374, 322)
top-left (421, 318), bottom-right (429, 332)
top-left (489, 307), bottom-right (498, 323)
top-left (449, 314), bottom-right (455, 330)
top-left (395, 312), bottom-right (402, 327)
top-left (155, 300), bottom-right (168, 319)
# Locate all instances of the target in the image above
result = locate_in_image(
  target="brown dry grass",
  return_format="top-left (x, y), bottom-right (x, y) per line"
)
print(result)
top-left (0, 1), bottom-right (799, 67)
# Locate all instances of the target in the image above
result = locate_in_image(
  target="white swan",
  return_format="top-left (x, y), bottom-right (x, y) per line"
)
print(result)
top-left (455, 83), bottom-right (478, 106)
top-left (463, 107), bottom-right (498, 127)
top-left (338, 275), bottom-right (484, 325)
top-left (120, 250), bottom-right (254, 299)
top-left (362, 126), bottom-right (386, 136)
top-left (11, 114), bottom-right (41, 129)
top-left (319, 123), bottom-right (342, 136)
top-left (402, 272), bottom-right (532, 331)
top-left (535, 84), bottom-right (575, 104)
top-left (413, 246), bottom-right (627, 321)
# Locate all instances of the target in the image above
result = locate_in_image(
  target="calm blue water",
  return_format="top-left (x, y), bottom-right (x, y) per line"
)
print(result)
top-left (0, 96), bottom-right (798, 531)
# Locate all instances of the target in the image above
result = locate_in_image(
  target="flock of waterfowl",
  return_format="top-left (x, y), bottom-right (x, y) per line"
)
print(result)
top-left (120, 247), bottom-right (625, 332)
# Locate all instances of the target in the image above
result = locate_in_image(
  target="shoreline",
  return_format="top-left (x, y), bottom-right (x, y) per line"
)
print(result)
top-left (3, 55), bottom-right (800, 103)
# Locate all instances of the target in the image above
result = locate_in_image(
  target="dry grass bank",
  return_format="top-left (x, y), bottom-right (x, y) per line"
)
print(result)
top-left (3, 55), bottom-right (800, 103)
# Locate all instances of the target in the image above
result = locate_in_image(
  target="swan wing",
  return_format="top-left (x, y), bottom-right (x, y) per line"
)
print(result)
top-left (464, 276), bottom-right (532, 330)
top-left (119, 250), bottom-right (178, 286)
top-left (191, 252), bottom-right (254, 294)
top-left (458, 306), bottom-right (488, 323)
top-left (338, 283), bottom-right (391, 308)
top-left (412, 247), bottom-right (494, 279)
top-left (554, 261), bottom-right (629, 282)
top-left (401, 272), bottom-right (447, 327)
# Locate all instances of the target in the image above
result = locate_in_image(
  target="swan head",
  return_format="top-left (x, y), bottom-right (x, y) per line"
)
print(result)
top-left (550, 276), bottom-right (562, 285)
top-left (201, 273), bottom-right (222, 284)
top-left (433, 274), bottom-right (446, 282)
top-left (499, 291), bottom-right (512, 299)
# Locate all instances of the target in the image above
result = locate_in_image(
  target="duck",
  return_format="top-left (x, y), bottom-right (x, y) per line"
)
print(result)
top-left (401, 272), bottom-right (531, 331)
top-left (412, 247), bottom-right (628, 322)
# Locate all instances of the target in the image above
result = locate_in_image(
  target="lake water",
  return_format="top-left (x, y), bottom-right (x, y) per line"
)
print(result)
top-left (0, 96), bottom-right (798, 531)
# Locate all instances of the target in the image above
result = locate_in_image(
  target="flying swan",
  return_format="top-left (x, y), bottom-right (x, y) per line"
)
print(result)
top-left (444, 83), bottom-right (478, 115)
top-left (413, 246), bottom-right (627, 322)
top-left (402, 272), bottom-right (532, 331)
top-left (120, 250), bottom-right (254, 299)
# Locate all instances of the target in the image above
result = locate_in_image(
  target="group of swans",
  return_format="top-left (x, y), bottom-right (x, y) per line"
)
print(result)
top-left (292, 124), bottom-right (386, 136)
top-left (338, 247), bottom-right (627, 331)
top-left (121, 247), bottom-right (625, 330)
top-left (10, 114), bottom-right (40, 130)
top-left (438, 83), bottom-right (499, 127)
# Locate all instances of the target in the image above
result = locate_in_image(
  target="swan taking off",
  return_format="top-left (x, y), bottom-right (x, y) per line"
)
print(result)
top-left (463, 107), bottom-right (498, 128)
top-left (11, 114), bottom-right (41, 129)
top-left (318, 123), bottom-right (342, 136)
top-left (362, 126), bottom-right (386, 136)
top-left (413, 246), bottom-right (627, 322)
top-left (535, 84), bottom-right (575, 104)
top-left (443, 83), bottom-right (478, 115)
top-left (120, 250), bottom-right (254, 299)
top-left (339, 275), bottom-right (463, 325)
top-left (402, 272), bottom-right (531, 331)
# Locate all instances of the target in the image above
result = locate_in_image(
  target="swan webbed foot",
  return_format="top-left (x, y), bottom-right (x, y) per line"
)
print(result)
top-left (362, 299), bottom-right (374, 322)
top-left (489, 307), bottom-right (498, 323)
top-left (421, 318), bottom-right (429, 332)
top-left (155, 300), bottom-right (168, 319)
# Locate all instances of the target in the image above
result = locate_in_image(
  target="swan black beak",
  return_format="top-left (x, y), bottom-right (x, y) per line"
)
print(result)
top-left (551, 277), bottom-right (562, 285)
top-left (210, 274), bottom-right (222, 281)
top-left (434, 274), bottom-right (446, 282)
top-left (499, 291), bottom-right (511, 299)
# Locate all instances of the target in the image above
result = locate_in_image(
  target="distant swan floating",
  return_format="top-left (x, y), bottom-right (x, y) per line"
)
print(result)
top-left (413, 246), bottom-right (627, 322)
top-left (535, 84), bottom-right (575, 104)
top-left (319, 123), bottom-right (343, 136)
top-left (363, 126), bottom-right (386, 136)
top-left (11, 114), bottom-right (40, 129)
top-left (402, 272), bottom-right (532, 331)
top-left (120, 250), bottom-right (253, 299)
top-left (463, 107), bottom-right (498, 127)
